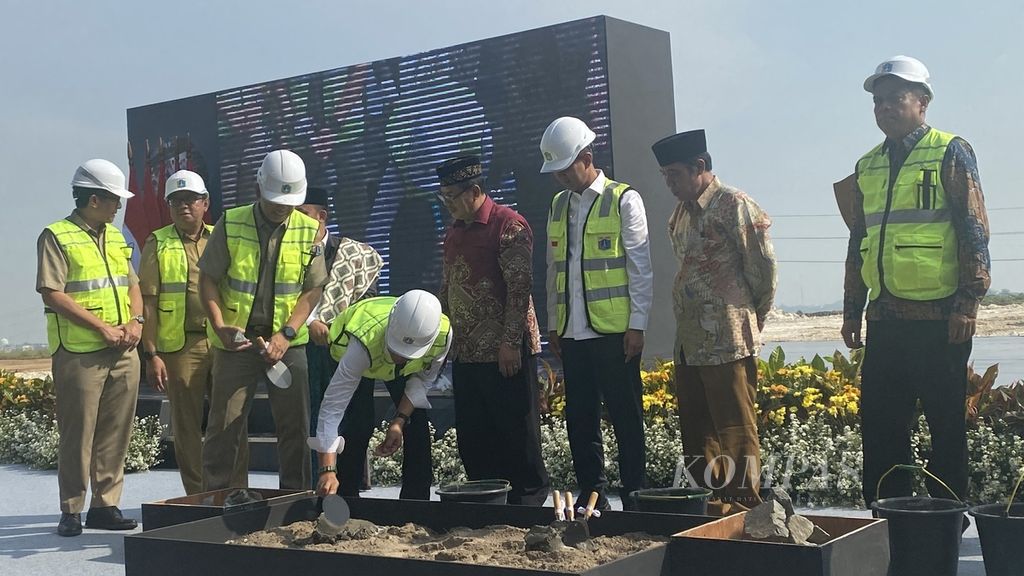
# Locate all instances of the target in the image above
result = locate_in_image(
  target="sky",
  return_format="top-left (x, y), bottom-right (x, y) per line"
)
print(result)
top-left (2, 0), bottom-right (1022, 343)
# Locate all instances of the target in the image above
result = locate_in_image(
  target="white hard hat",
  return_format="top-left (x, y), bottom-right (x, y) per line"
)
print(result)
top-left (539, 116), bottom-right (596, 173)
top-left (863, 55), bottom-right (933, 98)
top-left (164, 170), bottom-right (208, 199)
top-left (257, 150), bottom-right (307, 206)
top-left (71, 159), bottom-right (133, 199)
top-left (386, 290), bottom-right (442, 360)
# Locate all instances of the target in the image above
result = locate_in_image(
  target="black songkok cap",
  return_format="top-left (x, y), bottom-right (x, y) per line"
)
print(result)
top-left (304, 186), bottom-right (329, 208)
top-left (651, 129), bottom-right (707, 167)
top-left (436, 156), bottom-right (482, 186)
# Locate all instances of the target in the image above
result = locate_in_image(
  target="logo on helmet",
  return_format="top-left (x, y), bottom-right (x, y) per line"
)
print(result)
top-left (402, 336), bottom-right (415, 345)
top-left (882, 62), bottom-right (893, 73)
top-left (177, 179), bottom-right (187, 188)
top-left (543, 152), bottom-right (554, 161)
top-left (281, 184), bottom-right (291, 194)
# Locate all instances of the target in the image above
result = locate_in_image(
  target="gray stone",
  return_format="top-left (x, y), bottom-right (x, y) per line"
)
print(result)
top-left (525, 525), bottom-right (566, 553)
top-left (767, 486), bottom-right (796, 518)
top-left (808, 524), bottom-right (832, 545)
top-left (744, 500), bottom-right (789, 540)
top-left (223, 488), bottom-right (264, 507)
top-left (787, 514), bottom-right (815, 546)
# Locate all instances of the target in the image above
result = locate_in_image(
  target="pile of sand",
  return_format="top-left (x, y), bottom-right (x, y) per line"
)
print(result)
top-left (230, 520), bottom-right (666, 572)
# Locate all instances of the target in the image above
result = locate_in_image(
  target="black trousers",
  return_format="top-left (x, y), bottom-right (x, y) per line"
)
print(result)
top-left (861, 320), bottom-right (971, 507)
top-left (453, 354), bottom-right (550, 506)
top-left (336, 373), bottom-right (433, 500)
top-left (561, 333), bottom-right (646, 509)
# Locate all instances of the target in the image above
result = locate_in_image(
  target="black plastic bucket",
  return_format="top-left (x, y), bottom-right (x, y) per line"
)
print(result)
top-left (969, 503), bottom-right (1024, 576)
top-left (629, 487), bottom-right (713, 515)
top-left (436, 479), bottom-right (511, 504)
top-left (871, 496), bottom-right (967, 576)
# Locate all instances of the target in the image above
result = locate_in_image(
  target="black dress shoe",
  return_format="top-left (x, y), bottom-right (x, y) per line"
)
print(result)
top-left (85, 506), bottom-right (137, 530)
top-left (57, 513), bottom-right (82, 537)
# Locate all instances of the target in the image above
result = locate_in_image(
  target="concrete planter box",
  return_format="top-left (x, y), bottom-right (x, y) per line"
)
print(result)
top-left (141, 488), bottom-right (313, 531)
top-left (127, 496), bottom-right (714, 576)
top-left (669, 513), bottom-right (890, 576)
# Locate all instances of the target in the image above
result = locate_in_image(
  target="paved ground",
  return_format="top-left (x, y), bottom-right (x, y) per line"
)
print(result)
top-left (0, 464), bottom-right (987, 575)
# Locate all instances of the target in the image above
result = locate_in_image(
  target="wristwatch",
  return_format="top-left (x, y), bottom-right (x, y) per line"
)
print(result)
top-left (392, 412), bottom-right (411, 427)
top-left (280, 325), bottom-right (297, 341)
top-left (131, 315), bottom-right (145, 325)
top-left (141, 349), bottom-right (158, 361)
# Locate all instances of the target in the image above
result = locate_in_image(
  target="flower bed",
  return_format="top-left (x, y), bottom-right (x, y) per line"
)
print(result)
top-left (0, 370), bottom-right (164, 472)
top-left (371, 348), bottom-right (1024, 508)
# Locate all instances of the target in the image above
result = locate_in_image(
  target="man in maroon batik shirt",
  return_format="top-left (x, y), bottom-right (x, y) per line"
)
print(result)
top-left (436, 156), bottom-right (550, 505)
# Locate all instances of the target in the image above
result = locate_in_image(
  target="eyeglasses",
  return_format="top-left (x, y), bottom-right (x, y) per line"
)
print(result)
top-left (168, 195), bottom-right (205, 207)
top-left (435, 187), bottom-right (470, 204)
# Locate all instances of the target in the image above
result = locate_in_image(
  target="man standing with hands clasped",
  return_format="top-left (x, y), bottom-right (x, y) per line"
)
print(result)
top-left (541, 117), bottom-right (653, 511)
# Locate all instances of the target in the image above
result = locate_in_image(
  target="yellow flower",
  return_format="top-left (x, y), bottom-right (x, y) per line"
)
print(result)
top-left (847, 402), bottom-right (859, 415)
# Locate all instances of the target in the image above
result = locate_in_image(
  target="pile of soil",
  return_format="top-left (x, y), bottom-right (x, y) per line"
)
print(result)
top-left (229, 519), bottom-right (666, 572)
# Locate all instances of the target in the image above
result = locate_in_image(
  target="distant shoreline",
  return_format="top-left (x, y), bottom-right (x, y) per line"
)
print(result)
top-left (762, 303), bottom-right (1024, 342)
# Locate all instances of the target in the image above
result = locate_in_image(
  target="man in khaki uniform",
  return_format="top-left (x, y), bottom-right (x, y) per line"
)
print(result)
top-left (199, 150), bottom-right (327, 490)
top-left (37, 159), bottom-right (143, 536)
top-left (139, 170), bottom-right (222, 494)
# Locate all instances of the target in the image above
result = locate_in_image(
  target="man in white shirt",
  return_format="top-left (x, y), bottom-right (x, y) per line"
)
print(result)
top-left (541, 117), bottom-right (653, 510)
top-left (308, 290), bottom-right (451, 499)
top-left (296, 186), bottom-right (383, 490)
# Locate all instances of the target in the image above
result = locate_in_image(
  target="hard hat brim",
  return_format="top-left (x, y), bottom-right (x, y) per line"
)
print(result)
top-left (260, 183), bottom-right (308, 206)
top-left (540, 156), bottom-right (575, 174)
top-left (386, 332), bottom-right (433, 361)
top-left (164, 187), bottom-right (209, 199)
top-left (863, 73), bottom-right (934, 97)
top-left (108, 186), bottom-right (135, 199)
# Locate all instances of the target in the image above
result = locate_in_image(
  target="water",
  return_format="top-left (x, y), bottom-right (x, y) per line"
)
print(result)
top-left (762, 336), bottom-right (1024, 387)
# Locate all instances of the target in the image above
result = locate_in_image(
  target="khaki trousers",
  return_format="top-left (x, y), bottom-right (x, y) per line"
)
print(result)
top-left (53, 346), bottom-right (140, 513)
top-left (161, 332), bottom-right (212, 495)
top-left (675, 350), bottom-right (761, 516)
top-left (203, 345), bottom-right (310, 491)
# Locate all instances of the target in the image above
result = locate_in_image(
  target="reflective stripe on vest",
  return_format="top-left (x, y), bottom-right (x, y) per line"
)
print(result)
top-left (546, 179), bottom-right (631, 335)
top-left (152, 223), bottom-right (212, 353)
top-left (327, 296), bottom-right (451, 380)
top-left (207, 206), bottom-right (319, 349)
top-left (44, 219), bottom-right (133, 354)
top-left (857, 128), bottom-right (959, 302)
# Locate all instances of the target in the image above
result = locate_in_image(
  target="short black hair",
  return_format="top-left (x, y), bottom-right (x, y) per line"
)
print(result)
top-left (72, 186), bottom-right (107, 209)
top-left (689, 152), bottom-right (713, 171)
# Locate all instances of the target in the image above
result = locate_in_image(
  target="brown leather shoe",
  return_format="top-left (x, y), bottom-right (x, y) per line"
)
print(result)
top-left (57, 513), bottom-right (82, 537)
top-left (85, 506), bottom-right (137, 530)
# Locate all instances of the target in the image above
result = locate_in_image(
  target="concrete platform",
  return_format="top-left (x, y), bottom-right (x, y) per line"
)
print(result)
top-left (0, 464), bottom-right (986, 575)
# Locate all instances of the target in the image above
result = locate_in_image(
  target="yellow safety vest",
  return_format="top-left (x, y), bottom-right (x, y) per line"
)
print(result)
top-left (857, 128), bottom-right (959, 301)
top-left (207, 205), bottom-right (319, 349)
top-left (152, 223), bottom-right (213, 353)
top-left (328, 296), bottom-right (450, 380)
top-left (546, 179), bottom-right (631, 335)
top-left (44, 219), bottom-right (133, 354)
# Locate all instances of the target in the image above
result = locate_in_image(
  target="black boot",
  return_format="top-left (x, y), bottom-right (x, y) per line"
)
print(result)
top-left (85, 506), bottom-right (137, 530)
top-left (57, 513), bottom-right (82, 537)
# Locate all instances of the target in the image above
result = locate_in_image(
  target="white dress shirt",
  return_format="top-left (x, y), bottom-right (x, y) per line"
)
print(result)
top-left (308, 331), bottom-right (452, 453)
top-left (545, 170), bottom-right (653, 340)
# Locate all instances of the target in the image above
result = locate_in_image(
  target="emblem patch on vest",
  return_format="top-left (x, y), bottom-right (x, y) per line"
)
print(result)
top-left (598, 238), bottom-right (612, 250)
top-left (551, 240), bottom-right (558, 247)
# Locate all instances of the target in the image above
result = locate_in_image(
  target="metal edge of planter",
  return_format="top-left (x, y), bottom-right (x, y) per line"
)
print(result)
top-left (126, 496), bottom-right (716, 576)
top-left (668, 513), bottom-right (890, 576)
top-left (142, 488), bottom-right (315, 531)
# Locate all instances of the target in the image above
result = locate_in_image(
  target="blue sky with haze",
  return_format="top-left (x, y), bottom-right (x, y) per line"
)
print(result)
top-left (3, 0), bottom-right (1021, 342)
